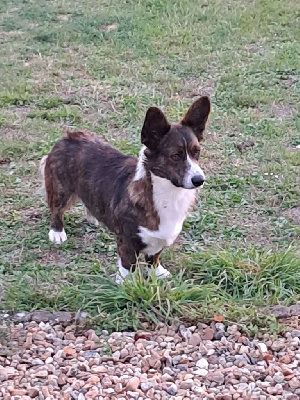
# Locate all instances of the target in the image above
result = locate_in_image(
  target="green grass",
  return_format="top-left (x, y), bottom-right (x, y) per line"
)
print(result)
top-left (0, 0), bottom-right (300, 333)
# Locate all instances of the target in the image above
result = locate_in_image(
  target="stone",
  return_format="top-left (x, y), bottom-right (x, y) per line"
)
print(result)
top-left (85, 388), bottom-right (99, 399)
top-left (164, 336), bottom-right (175, 342)
top-left (11, 389), bottom-right (28, 396)
top-left (63, 346), bottom-right (76, 356)
top-left (162, 373), bottom-right (174, 382)
top-left (141, 382), bottom-right (153, 392)
top-left (42, 386), bottom-right (51, 397)
top-left (91, 365), bottom-right (108, 374)
top-left (202, 327), bottom-right (214, 341)
top-left (166, 384), bottom-right (178, 395)
top-left (279, 355), bottom-right (292, 364)
top-left (112, 350), bottom-right (121, 361)
top-left (188, 333), bottom-right (202, 346)
top-left (87, 375), bottom-right (100, 384)
top-left (271, 340), bottom-right (286, 352)
top-left (291, 330), bottom-right (300, 338)
top-left (126, 376), bottom-right (140, 391)
top-left (35, 370), bottom-right (48, 378)
top-left (289, 377), bottom-right (300, 390)
top-left (115, 382), bottom-right (123, 393)
top-left (127, 391), bottom-right (139, 399)
top-left (273, 372), bottom-right (285, 383)
top-left (102, 376), bottom-right (113, 388)
top-left (257, 342), bottom-right (268, 353)
top-left (28, 388), bottom-right (39, 398)
top-left (180, 379), bottom-right (193, 389)
top-left (82, 350), bottom-right (100, 359)
top-left (227, 325), bottom-right (238, 335)
top-left (193, 368), bottom-right (208, 377)
top-left (207, 371), bottom-right (225, 385)
top-left (179, 325), bottom-right (192, 341)
top-left (215, 331), bottom-right (225, 340)
top-left (58, 375), bottom-right (67, 385)
top-left (196, 358), bottom-right (209, 369)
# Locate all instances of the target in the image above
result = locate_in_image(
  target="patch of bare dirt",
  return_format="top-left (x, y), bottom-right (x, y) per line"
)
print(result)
top-left (284, 207), bottom-right (300, 226)
top-left (40, 249), bottom-right (69, 266)
top-left (101, 23), bottom-right (118, 33)
top-left (244, 43), bottom-right (264, 54)
top-left (181, 77), bottom-right (216, 98)
top-left (1, 127), bottom-right (26, 142)
top-left (271, 103), bottom-right (295, 119)
top-left (227, 212), bottom-right (275, 247)
top-left (58, 14), bottom-right (69, 21)
top-left (19, 209), bottom-right (43, 221)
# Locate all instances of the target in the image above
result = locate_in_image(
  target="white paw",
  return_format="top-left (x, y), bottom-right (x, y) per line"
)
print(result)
top-left (115, 274), bottom-right (124, 285)
top-left (155, 264), bottom-right (172, 279)
top-left (49, 229), bottom-right (67, 244)
top-left (115, 258), bottom-right (130, 285)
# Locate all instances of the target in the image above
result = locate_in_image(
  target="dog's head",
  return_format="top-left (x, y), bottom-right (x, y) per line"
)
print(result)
top-left (141, 96), bottom-right (211, 189)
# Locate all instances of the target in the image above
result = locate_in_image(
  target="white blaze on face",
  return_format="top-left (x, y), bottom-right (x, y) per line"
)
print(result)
top-left (183, 153), bottom-right (205, 189)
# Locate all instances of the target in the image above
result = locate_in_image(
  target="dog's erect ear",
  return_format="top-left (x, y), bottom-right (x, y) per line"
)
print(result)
top-left (181, 96), bottom-right (211, 141)
top-left (141, 107), bottom-right (170, 150)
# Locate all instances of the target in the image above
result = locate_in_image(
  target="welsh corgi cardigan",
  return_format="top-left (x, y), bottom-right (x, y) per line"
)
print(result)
top-left (40, 96), bottom-right (211, 283)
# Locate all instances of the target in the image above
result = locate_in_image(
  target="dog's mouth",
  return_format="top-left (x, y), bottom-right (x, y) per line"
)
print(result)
top-left (171, 178), bottom-right (182, 188)
top-left (171, 177), bottom-right (206, 189)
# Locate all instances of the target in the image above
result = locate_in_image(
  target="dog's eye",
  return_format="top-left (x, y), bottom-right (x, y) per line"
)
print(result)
top-left (171, 154), bottom-right (181, 161)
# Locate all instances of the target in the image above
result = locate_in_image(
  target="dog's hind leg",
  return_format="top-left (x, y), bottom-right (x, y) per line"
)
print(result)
top-left (45, 162), bottom-right (77, 244)
top-left (48, 194), bottom-right (78, 245)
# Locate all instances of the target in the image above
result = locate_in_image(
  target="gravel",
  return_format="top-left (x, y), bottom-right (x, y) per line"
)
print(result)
top-left (1, 314), bottom-right (300, 399)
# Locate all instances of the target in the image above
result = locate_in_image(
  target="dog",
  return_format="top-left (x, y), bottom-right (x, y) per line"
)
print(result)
top-left (39, 96), bottom-right (211, 283)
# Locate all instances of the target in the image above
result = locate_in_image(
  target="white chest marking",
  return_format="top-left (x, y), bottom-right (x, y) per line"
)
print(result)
top-left (139, 173), bottom-right (196, 256)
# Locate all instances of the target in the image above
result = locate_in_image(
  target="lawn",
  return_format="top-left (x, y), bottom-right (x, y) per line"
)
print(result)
top-left (0, 0), bottom-right (299, 333)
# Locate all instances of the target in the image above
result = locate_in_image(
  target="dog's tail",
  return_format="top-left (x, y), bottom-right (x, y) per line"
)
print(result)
top-left (36, 155), bottom-right (48, 201)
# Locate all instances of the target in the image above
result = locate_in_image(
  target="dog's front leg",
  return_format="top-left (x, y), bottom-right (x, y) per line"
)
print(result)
top-left (115, 239), bottom-right (139, 284)
top-left (145, 252), bottom-right (172, 279)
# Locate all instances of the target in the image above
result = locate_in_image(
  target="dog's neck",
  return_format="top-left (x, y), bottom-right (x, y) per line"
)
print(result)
top-left (129, 147), bottom-right (196, 230)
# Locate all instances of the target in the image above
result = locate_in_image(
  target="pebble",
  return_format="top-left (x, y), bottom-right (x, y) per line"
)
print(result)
top-left (188, 333), bottom-right (201, 346)
top-left (291, 330), bottom-right (300, 338)
top-left (166, 384), bottom-right (178, 395)
top-left (126, 376), bottom-right (140, 391)
top-left (193, 368), bottom-right (208, 376)
top-left (141, 381), bottom-right (153, 392)
top-left (196, 358), bottom-right (209, 369)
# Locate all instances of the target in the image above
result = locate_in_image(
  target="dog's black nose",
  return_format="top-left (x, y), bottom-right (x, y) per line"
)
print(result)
top-left (192, 175), bottom-right (205, 187)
